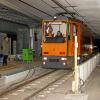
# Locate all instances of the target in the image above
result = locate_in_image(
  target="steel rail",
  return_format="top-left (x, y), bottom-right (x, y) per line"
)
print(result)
top-left (0, 69), bottom-right (56, 97)
top-left (24, 71), bottom-right (72, 100)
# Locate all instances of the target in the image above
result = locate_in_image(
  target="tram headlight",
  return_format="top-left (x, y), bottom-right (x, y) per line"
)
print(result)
top-left (77, 57), bottom-right (80, 60)
top-left (43, 61), bottom-right (46, 65)
top-left (61, 57), bottom-right (67, 60)
top-left (43, 57), bottom-right (47, 60)
top-left (63, 62), bottom-right (66, 65)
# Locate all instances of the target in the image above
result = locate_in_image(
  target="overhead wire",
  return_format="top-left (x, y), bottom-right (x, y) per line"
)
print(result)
top-left (64, 0), bottom-right (84, 19)
top-left (51, 0), bottom-right (75, 18)
top-left (41, 0), bottom-right (60, 13)
top-left (18, 0), bottom-right (100, 37)
top-left (64, 0), bottom-right (100, 36)
top-left (18, 0), bottom-right (53, 17)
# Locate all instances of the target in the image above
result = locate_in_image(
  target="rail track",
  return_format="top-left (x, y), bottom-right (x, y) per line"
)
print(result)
top-left (0, 67), bottom-right (56, 96)
top-left (26, 70), bottom-right (72, 100)
top-left (0, 69), bottom-right (72, 100)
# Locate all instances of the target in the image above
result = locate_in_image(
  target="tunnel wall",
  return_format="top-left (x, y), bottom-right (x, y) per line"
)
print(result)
top-left (0, 19), bottom-right (30, 54)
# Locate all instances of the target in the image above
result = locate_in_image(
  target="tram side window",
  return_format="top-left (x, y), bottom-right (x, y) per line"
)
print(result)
top-left (68, 23), bottom-right (71, 40)
top-left (68, 32), bottom-right (70, 40)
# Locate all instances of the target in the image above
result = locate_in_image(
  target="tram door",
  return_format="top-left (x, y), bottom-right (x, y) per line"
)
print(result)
top-left (67, 23), bottom-right (77, 56)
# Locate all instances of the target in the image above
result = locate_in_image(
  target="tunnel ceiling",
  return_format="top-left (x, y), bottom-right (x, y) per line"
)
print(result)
top-left (0, 3), bottom-right (39, 26)
top-left (0, 0), bottom-right (100, 38)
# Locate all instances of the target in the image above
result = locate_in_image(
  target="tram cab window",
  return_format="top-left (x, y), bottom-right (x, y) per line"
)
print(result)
top-left (73, 25), bottom-right (77, 36)
top-left (44, 22), bottom-right (67, 43)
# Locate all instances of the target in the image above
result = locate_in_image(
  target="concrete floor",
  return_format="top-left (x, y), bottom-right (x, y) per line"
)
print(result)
top-left (85, 65), bottom-right (100, 100)
top-left (0, 62), bottom-right (100, 100)
top-left (30, 65), bottom-right (100, 100)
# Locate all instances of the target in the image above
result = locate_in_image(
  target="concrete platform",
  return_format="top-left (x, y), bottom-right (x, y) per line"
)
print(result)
top-left (84, 65), bottom-right (100, 100)
top-left (64, 94), bottom-right (88, 100)
top-left (64, 65), bottom-right (100, 100)
top-left (0, 61), bottom-right (41, 76)
top-left (65, 65), bottom-right (100, 100)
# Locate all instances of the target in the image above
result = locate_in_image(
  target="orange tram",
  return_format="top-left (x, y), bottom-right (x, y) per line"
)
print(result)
top-left (41, 18), bottom-right (93, 69)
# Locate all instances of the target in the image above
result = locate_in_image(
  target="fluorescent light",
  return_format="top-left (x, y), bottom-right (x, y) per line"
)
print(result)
top-left (43, 57), bottom-right (47, 60)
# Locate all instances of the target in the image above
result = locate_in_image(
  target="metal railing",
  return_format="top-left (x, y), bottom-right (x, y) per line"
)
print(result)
top-left (78, 53), bottom-right (100, 82)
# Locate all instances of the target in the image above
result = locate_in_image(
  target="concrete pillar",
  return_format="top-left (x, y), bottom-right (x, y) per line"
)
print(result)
top-left (29, 28), bottom-right (34, 49)
top-left (29, 27), bottom-right (42, 58)
top-left (33, 28), bottom-right (42, 58)
top-left (16, 28), bottom-right (30, 54)
top-left (16, 32), bottom-right (23, 54)
top-left (13, 41), bottom-right (17, 55)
